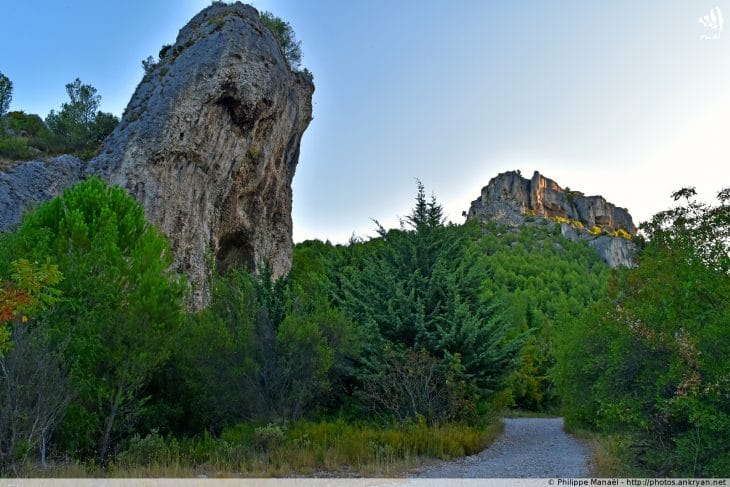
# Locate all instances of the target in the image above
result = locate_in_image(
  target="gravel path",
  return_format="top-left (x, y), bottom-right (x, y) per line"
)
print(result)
top-left (417, 417), bottom-right (590, 478)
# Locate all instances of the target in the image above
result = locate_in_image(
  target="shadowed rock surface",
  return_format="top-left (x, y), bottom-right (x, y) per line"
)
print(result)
top-left (467, 170), bottom-right (637, 267)
top-left (0, 155), bottom-right (85, 231)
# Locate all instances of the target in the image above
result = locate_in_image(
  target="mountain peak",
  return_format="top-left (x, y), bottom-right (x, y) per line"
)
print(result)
top-left (467, 170), bottom-right (636, 234)
top-left (466, 170), bottom-right (637, 267)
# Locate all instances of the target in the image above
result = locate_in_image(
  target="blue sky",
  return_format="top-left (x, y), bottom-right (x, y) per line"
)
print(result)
top-left (2, 1), bottom-right (730, 242)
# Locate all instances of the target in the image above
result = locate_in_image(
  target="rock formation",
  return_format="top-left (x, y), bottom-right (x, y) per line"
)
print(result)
top-left (0, 2), bottom-right (314, 308)
top-left (467, 170), bottom-right (637, 267)
top-left (0, 155), bottom-right (85, 231)
top-left (468, 170), bottom-right (636, 234)
top-left (89, 2), bottom-right (314, 307)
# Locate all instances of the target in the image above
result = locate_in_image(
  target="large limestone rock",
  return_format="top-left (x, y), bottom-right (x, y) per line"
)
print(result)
top-left (0, 3), bottom-right (314, 308)
top-left (0, 155), bottom-right (85, 231)
top-left (88, 2), bottom-right (313, 307)
top-left (468, 170), bottom-right (636, 234)
top-left (467, 170), bottom-right (637, 267)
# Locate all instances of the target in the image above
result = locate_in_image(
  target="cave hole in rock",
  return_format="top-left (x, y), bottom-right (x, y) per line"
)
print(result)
top-left (216, 232), bottom-right (255, 274)
top-left (217, 95), bottom-right (254, 133)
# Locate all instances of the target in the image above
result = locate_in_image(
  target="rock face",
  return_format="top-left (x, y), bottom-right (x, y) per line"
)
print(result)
top-left (588, 236), bottom-right (637, 269)
top-left (89, 2), bottom-right (313, 307)
top-left (0, 155), bottom-right (85, 231)
top-left (0, 3), bottom-right (314, 308)
top-left (467, 170), bottom-right (637, 267)
top-left (468, 170), bottom-right (636, 234)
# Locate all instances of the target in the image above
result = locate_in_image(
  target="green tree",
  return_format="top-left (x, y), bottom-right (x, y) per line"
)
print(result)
top-left (148, 264), bottom-right (360, 434)
top-left (0, 178), bottom-right (186, 462)
top-left (45, 78), bottom-right (118, 157)
top-left (469, 220), bottom-right (610, 410)
top-left (555, 187), bottom-right (730, 476)
top-left (0, 72), bottom-right (11, 119)
top-left (336, 184), bottom-right (525, 417)
top-left (260, 11), bottom-right (302, 70)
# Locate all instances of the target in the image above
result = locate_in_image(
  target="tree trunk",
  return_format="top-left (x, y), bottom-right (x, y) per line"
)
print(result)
top-left (99, 378), bottom-right (125, 463)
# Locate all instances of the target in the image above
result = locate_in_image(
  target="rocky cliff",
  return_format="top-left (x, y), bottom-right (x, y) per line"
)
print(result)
top-left (467, 170), bottom-right (637, 267)
top-left (0, 2), bottom-right (314, 308)
top-left (0, 156), bottom-right (85, 231)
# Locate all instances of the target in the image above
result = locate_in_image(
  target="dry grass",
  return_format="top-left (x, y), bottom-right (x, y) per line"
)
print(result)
top-left (12, 418), bottom-right (505, 478)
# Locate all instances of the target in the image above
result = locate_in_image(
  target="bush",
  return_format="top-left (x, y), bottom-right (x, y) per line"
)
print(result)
top-left (0, 137), bottom-right (32, 161)
top-left (6, 111), bottom-right (46, 138)
top-left (253, 424), bottom-right (285, 450)
top-left (358, 347), bottom-right (474, 425)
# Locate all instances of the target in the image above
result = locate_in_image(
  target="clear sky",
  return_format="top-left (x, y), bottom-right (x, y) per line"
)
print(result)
top-left (2, 1), bottom-right (729, 243)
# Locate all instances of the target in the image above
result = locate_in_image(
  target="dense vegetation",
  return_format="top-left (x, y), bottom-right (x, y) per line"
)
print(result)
top-left (0, 177), bottom-right (619, 475)
top-left (0, 72), bottom-right (118, 163)
top-left (555, 188), bottom-right (730, 476)
top-left (0, 144), bottom-right (725, 476)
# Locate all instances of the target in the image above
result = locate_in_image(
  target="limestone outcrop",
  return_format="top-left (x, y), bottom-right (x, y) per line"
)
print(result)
top-left (0, 2), bottom-right (314, 308)
top-left (467, 170), bottom-right (637, 267)
top-left (468, 170), bottom-right (636, 234)
top-left (0, 155), bottom-right (85, 231)
top-left (88, 2), bottom-right (314, 306)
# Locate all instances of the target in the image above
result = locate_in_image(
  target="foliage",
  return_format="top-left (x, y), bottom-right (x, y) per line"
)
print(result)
top-left (110, 418), bottom-right (501, 477)
top-left (332, 183), bottom-right (526, 419)
top-left (45, 78), bottom-right (119, 158)
top-left (0, 72), bottom-right (11, 120)
top-left (0, 78), bottom-right (117, 162)
top-left (141, 56), bottom-right (157, 75)
top-left (0, 178), bottom-right (186, 462)
top-left (358, 346), bottom-right (474, 425)
top-left (0, 259), bottom-right (62, 353)
top-left (6, 111), bottom-right (45, 138)
top-left (470, 220), bottom-right (610, 409)
top-left (150, 265), bottom-right (360, 435)
top-left (0, 137), bottom-right (32, 162)
top-left (260, 11), bottom-right (303, 70)
top-left (555, 187), bottom-right (730, 476)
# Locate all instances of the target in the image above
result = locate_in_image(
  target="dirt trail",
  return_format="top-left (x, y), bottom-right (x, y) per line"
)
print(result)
top-left (417, 417), bottom-right (590, 478)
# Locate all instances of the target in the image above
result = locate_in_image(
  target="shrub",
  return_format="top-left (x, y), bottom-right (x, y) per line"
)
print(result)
top-left (6, 111), bottom-right (46, 138)
top-left (0, 137), bottom-right (32, 161)
top-left (611, 228), bottom-right (631, 240)
top-left (253, 424), bottom-right (285, 450)
top-left (358, 347), bottom-right (474, 425)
